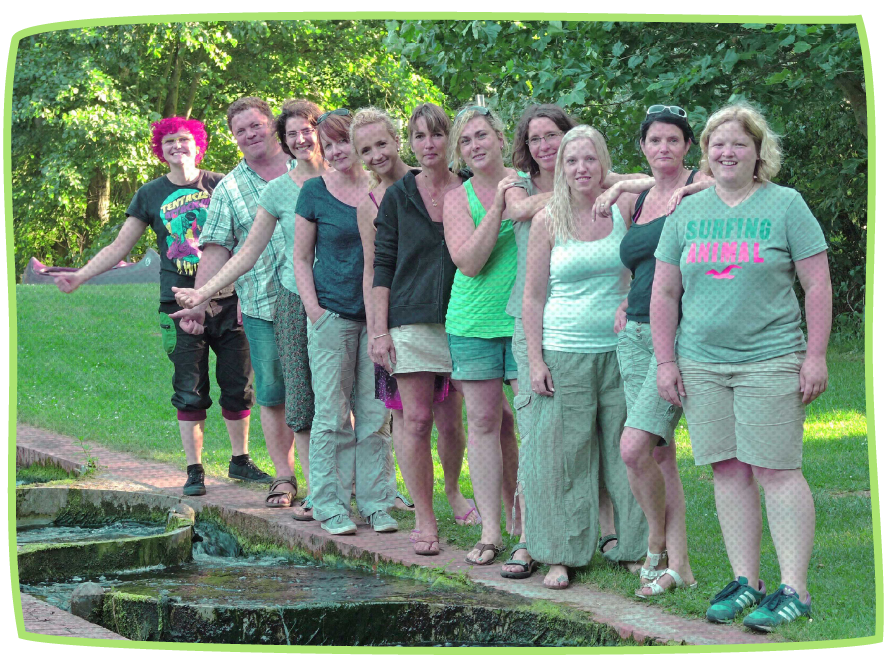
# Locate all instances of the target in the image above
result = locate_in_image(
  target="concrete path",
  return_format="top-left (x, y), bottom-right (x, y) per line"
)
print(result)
top-left (20, 593), bottom-right (128, 640)
top-left (15, 423), bottom-right (774, 646)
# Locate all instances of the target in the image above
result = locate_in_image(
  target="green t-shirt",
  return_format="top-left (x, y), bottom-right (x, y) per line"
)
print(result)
top-left (445, 180), bottom-right (517, 338)
top-left (655, 184), bottom-right (827, 363)
top-left (258, 172), bottom-right (301, 296)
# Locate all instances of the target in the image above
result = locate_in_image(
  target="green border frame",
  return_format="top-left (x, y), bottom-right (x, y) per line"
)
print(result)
top-left (5, 11), bottom-right (881, 654)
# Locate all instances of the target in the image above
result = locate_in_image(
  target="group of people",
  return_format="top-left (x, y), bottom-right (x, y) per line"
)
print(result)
top-left (56, 93), bottom-right (831, 633)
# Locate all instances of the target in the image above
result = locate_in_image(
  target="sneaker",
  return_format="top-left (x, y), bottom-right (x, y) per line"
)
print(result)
top-left (183, 465), bottom-right (206, 496)
top-left (321, 514), bottom-right (358, 535)
top-left (706, 576), bottom-right (766, 624)
top-left (365, 510), bottom-right (398, 533)
top-left (228, 457), bottom-right (274, 483)
top-left (743, 585), bottom-right (812, 632)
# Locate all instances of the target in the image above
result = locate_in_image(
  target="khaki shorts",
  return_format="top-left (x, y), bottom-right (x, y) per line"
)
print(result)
top-left (678, 352), bottom-right (807, 469)
top-left (390, 323), bottom-right (453, 376)
top-left (617, 321), bottom-right (682, 446)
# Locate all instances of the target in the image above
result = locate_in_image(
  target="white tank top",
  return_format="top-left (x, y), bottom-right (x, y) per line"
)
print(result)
top-left (542, 206), bottom-right (630, 353)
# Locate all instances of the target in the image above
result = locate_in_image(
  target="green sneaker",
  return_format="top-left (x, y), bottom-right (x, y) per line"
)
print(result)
top-left (366, 510), bottom-right (398, 533)
top-left (320, 514), bottom-right (358, 535)
top-left (706, 576), bottom-right (766, 624)
top-left (743, 585), bottom-right (812, 632)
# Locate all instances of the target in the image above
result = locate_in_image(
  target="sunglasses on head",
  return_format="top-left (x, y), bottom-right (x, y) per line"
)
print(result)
top-left (646, 105), bottom-right (687, 119)
top-left (317, 108), bottom-right (351, 124)
top-left (456, 105), bottom-right (491, 119)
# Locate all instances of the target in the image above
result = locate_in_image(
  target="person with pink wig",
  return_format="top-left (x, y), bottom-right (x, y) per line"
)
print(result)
top-left (55, 116), bottom-right (260, 498)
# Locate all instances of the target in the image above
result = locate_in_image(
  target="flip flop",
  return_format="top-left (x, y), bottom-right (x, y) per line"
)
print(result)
top-left (543, 567), bottom-right (573, 590)
top-left (464, 542), bottom-right (503, 566)
top-left (413, 534), bottom-right (440, 556)
top-left (455, 499), bottom-right (482, 527)
top-left (291, 496), bottom-right (314, 521)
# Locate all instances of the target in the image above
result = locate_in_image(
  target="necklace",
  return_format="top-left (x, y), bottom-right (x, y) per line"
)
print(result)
top-left (420, 172), bottom-right (452, 207)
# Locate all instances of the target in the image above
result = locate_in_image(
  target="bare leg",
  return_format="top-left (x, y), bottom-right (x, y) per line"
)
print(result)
top-left (652, 440), bottom-right (693, 584)
top-left (432, 387), bottom-right (472, 518)
top-left (461, 379), bottom-right (506, 563)
top-left (753, 466), bottom-right (814, 598)
top-left (180, 420), bottom-right (205, 466)
top-left (262, 404), bottom-right (296, 505)
top-left (294, 428), bottom-right (311, 494)
top-left (393, 373), bottom-right (438, 537)
top-left (621, 427), bottom-right (666, 563)
top-left (500, 391), bottom-right (520, 536)
top-left (599, 486), bottom-right (616, 538)
top-left (712, 458), bottom-right (762, 584)
top-left (501, 379), bottom-right (528, 573)
top-left (223, 416), bottom-right (249, 457)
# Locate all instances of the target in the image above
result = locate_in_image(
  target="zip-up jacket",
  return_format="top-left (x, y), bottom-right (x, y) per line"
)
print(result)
top-left (373, 170), bottom-right (460, 328)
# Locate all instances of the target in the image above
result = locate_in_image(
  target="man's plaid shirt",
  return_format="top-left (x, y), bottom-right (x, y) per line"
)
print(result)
top-left (199, 158), bottom-right (296, 321)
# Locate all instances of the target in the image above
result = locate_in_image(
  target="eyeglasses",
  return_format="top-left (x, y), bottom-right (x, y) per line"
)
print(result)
top-left (647, 105), bottom-right (687, 118)
top-left (317, 108), bottom-right (351, 124)
top-left (456, 105), bottom-right (491, 119)
top-left (526, 131), bottom-right (564, 147)
top-left (286, 128), bottom-right (317, 139)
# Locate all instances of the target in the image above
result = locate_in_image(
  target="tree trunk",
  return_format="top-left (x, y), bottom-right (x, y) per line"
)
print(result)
top-left (183, 70), bottom-right (201, 119)
top-left (85, 170), bottom-right (111, 224)
top-left (833, 73), bottom-right (867, 139)
top-left (163, 42), bottom-right (183, 118)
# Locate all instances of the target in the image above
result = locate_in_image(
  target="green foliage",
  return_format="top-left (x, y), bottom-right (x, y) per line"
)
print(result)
top-left (386, 20), bottom-right (867, 329)
top-left (11, 20), bottom-right (444, 278)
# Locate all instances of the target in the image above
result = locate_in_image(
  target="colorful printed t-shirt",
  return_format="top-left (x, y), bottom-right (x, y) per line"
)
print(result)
top-left (126, 170), bottom-right (231, 303)
top-left (655, 184), bottom-right (828, 364)
top-left (258, 172), bottom-right (301, 296)
top-left (445, 180), bottom-right (517, 338)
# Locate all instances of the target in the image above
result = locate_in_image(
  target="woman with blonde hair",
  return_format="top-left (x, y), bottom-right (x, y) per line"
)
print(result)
top-left (443, 104), bottom-right (522, 565)
top-left (292, 108), bottom-right (397, 536)
top-left (652, 101), bottom-right (830, 630)
top-left (523, 125), bottom-right (647, 589)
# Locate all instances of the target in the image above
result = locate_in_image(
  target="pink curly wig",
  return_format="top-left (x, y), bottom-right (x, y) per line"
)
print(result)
top-left (150, 117), bottom-right (209, 165)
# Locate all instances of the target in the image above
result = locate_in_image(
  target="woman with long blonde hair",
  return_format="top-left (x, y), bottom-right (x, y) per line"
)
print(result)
top-left (523, 125), bottom-right (647, 589)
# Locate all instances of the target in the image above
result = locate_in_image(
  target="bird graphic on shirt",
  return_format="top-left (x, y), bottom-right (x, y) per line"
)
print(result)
top-left (706, 265), bottom-right (740, 279)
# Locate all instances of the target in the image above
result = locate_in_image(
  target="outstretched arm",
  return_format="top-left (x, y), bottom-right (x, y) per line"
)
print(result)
top-left (173, 207), bottom-right (277, 309)
top-left (54, 216), bottom-right (147, 293)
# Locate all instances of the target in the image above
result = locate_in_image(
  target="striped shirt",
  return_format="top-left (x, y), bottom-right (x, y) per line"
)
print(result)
top-left (199, 158), bottom-right (295, 321)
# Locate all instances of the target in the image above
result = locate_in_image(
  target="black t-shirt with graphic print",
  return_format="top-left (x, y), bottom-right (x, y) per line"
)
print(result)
top-left (126, 170), bottom-right (233, 303)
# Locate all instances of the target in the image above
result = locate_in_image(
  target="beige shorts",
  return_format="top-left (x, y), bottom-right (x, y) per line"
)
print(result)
top-left (390, 323), bottom-right (453, 376)
top-left (678, 352), bottom-right (807, 469)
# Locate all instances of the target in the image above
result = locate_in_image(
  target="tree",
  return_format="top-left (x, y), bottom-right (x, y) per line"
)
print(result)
top-left (386, 19), bottom-right (867, 327)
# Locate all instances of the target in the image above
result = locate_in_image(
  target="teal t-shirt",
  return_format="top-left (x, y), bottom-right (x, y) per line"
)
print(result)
top-left (655, 184), bottom-right (828, 363)
top-left (258, 172), bottom-right (301, 296)
top-left (445, 180), bottom-right (517, 338)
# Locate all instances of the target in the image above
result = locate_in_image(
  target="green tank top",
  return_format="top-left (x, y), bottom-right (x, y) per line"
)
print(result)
top-left (445, 180), bottom-right (517, 338)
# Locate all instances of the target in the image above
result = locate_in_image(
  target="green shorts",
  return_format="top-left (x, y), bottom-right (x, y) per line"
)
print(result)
top-left (447, 334), bottom-right (517, 382)
top-left (616, 321), bottom-right (682, 446)
top-left (677, 352), bottom-right (807, 469)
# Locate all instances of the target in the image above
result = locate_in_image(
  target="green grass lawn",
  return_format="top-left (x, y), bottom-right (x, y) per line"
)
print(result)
top-left (14, 284), bottom-right (875, 643)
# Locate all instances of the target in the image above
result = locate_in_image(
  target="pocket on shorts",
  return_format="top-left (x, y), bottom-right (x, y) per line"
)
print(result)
top-left (159, 312), bottom-right (177, 355)
top-left (309, 309), bottom-right (334, 331)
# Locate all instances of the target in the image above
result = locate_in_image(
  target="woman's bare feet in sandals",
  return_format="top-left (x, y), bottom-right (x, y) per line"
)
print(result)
top-left (291, 498), bottom-right (314, 520)
top-left (635, 554), bottom-right (695, 597)
top-left (601, 537), bottom-right (643, 575)
top-left (543, 564), bottom-right (570, 590)
top-left (501, 545), bottom-right (532, 576)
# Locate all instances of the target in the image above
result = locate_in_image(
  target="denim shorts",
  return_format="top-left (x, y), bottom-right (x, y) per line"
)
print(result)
top-left (616, 321), bottom-right (682, 446)
top-left (242, 313), bottom-right (286, 407)
top-left (447, 334), bottom-right (517, 382)
top-left (678, 352), bottom-right (807, 469)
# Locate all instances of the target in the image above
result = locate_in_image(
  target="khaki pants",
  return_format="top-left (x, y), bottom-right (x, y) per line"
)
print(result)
top-left (524, 349), bottom-right (647, 567)
top-left (307, 311), bottom-right (395, 522)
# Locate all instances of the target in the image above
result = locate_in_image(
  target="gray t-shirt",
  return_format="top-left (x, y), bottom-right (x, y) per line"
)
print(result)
top-left (506, 172), bottom-right (537, 318)
top-left (259, 172), bottom-right (301, 296)
top-left (655, 184), bottom-right (828, 363)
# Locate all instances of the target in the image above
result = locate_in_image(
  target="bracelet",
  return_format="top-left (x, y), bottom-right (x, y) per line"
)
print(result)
top-left (657, 360), bottom-right (676, 366)
top-left (373, 333), bottom-right (391, 340)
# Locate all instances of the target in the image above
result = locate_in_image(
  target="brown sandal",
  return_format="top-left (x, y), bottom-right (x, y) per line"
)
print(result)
top-left (464, 542), bottom-right (503, 566)
top-left (265, 476), bottom-right (297, 508)
top-left (413, 534), bottom-right (440, 556)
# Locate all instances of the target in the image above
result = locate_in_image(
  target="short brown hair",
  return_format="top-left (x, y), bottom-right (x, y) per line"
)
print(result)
top-left (226, 96), bottom-right (274, 131)
top-left (317, 111), bottom-right (352, 144)
top-left (512, 104), bottom-right (578, 176)
top-left (408, 103), bottom-right (450, 138)
top-left (276, 99), bottom-right (323, 158)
